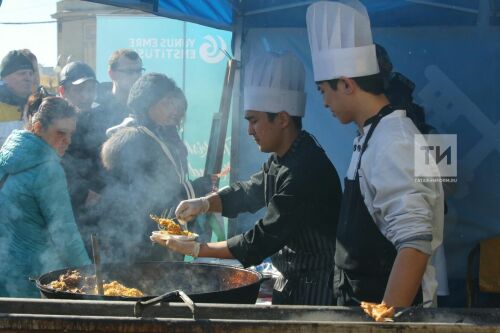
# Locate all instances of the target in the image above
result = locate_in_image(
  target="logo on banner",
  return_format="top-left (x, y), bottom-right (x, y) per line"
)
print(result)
top-left (199, 35), bottom-right (227, 64)
top-left (414, 134), bottom-right (457, 183)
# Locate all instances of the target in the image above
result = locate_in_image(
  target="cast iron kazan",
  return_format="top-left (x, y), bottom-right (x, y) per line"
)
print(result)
top-left (35, 261), bottom-right (263, 304)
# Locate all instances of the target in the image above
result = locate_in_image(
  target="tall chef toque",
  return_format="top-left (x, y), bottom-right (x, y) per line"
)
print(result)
top-left (306, 0), bottom-right (379, 81)
top-left (244, 52), bottom-right (306, 117)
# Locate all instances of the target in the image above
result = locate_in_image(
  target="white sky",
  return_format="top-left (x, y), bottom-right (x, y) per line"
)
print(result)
top-left (0, 0), bottom-right (58, 67)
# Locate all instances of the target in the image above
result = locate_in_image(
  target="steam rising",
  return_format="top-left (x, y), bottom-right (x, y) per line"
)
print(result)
top-left (85, 124), bottom-right (184, 264)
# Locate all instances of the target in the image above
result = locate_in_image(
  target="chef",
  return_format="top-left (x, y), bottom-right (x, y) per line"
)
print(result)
top-left (151, 52), bottom-right (342, 305)
top-left (306, 0), bottom-right (444, 307)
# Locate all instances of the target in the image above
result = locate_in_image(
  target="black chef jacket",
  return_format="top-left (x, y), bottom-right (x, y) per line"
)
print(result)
top-left (221, 131), bottom-right (342, 305)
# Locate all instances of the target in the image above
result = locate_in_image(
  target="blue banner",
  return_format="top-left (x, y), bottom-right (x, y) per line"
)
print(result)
top-left (96, 16), bottom-right (232, 186)
top-left (96, 16), bottom-right (232, 240)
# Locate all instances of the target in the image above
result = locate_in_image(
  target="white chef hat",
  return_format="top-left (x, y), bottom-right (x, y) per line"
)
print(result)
top-left (244, 52), bottom-right (306, 117)
top-left (306, 0), bottom-right (379, 81)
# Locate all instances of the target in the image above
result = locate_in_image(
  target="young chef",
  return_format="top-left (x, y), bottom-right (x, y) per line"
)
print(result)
top-left (306, 0), bottom-right (445, 307)
top-left (151, 52), bottom-right (342, 305)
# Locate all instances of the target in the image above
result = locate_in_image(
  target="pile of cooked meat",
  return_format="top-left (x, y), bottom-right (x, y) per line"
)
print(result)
top-left (46, 270), bottom-right (144, 297)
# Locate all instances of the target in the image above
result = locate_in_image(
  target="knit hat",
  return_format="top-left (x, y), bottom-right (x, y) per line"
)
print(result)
top-left (0, 50), bottom-right (34, 78)
top-left (244, 52), bottom-right (306, 117)
top-left (127, 73), bottom-right (178, 121)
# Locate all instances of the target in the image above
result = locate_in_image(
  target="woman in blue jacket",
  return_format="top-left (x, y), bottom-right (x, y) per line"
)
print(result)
top-left (0, 96), bottom-right (91, 297)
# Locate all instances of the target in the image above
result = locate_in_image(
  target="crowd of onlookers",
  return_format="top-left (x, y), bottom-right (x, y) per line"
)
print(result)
top-left (0, 48), bottom-right (212, 297)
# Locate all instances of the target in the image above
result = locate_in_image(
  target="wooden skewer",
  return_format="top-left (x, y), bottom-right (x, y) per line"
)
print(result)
top-left (91, 234), bottom-right (104, 295)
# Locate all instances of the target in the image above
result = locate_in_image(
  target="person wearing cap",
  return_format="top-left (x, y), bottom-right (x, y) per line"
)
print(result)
top-left (306, 1), bottom-right (444, 307)
top-left (58, 61), bottom-right (101, 246)
top-left (0, 50), bottom-right (35, 146)
top-left (58, 61), bottom-right (97, 113)
top-left (151, 53), bottom-right (342, 305)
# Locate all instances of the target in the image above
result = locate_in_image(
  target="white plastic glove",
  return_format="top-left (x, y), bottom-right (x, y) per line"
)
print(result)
top-left (175, 197), bottom-right (210, 223)
top-left (150, 234), bottom-right (200, 257)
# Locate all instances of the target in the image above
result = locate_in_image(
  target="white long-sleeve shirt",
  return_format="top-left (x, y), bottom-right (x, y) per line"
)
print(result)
top-left (346, 109), bottom-right (445, 304)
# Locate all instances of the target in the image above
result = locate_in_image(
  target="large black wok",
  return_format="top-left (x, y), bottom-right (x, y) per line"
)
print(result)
top-left (35, 262), bottom-right (263, 304)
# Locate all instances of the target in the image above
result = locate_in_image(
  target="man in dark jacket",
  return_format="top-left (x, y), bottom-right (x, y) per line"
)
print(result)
top-left (93, 49), bottom-right (144, 142)
top-left (151, 53), bottom-right (342, 305)
top-left (58, 61), bottom-right (100, 248)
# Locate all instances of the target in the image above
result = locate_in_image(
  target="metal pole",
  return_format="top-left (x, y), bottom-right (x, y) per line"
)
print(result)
top-left (227, 16), bottom-right (243, 238)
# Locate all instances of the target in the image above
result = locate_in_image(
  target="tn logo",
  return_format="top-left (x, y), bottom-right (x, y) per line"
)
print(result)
top-left (421, 146), bottom-right (452, 165)
top-left (414, 134), bottom-right (456, 179)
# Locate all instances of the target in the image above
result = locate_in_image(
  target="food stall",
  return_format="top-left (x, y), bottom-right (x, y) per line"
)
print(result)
top-left (78, 0), bottom-right (500, 306)
top-left (78, 1), bottom-right (500, 293)
top-left (1, 0), bottom-right (499, 331)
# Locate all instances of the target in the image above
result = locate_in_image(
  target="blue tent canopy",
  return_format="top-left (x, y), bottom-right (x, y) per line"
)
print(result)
top-left (85, 0), bottom-right (500, 30)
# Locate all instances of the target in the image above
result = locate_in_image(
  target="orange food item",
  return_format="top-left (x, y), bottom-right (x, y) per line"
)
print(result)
top-left (150, 214), bottom-right (191, 236)
top-left (361, 301), bottom-right (395, 322)
top-left (103, 280), bottom-right (143, 297)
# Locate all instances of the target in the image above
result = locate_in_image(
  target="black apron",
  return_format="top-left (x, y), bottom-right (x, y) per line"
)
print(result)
top-left (333, 105), bottom-right (422, 306)
top-left (262, 134), bottom-right (334, 305)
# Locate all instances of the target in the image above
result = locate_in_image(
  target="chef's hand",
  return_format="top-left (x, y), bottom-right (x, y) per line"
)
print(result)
top-left (150, 234), bottom-right (200, 257)
top-left (175, 197), bottom-right (210, 223)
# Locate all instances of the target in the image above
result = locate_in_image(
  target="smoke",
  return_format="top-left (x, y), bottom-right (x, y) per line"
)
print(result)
top-left (61, 74), bottom-right (194, 265)
top-left (80, 124), bottom-right (184, 264)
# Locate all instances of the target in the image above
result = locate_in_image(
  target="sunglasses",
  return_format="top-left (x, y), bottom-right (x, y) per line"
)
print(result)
top-left (114, 67), bottom-right (145, 75)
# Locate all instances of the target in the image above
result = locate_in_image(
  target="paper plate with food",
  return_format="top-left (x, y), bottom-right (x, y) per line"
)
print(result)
top-left (150, 214), bottom-right (198, 241)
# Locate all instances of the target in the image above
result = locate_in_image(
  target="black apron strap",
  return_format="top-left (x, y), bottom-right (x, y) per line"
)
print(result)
top-left (355, 104), bottom-right (395, 173)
